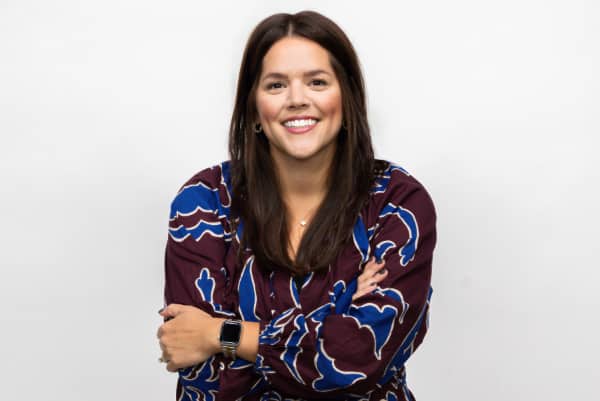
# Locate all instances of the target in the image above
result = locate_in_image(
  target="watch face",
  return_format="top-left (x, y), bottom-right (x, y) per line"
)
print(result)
top-left (220, 321), bottom-right (242, 343)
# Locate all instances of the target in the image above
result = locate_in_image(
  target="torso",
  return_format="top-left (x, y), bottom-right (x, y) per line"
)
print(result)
top-left (168, 159), bottom-right (432, 400)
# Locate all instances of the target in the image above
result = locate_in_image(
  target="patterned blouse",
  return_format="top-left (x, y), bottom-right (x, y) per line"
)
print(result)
top-left (164, 160), bottom-right (437, 401)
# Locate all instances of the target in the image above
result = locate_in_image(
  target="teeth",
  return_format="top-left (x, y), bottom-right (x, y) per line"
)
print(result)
top-left (283, 119), bottom-right (317, 128)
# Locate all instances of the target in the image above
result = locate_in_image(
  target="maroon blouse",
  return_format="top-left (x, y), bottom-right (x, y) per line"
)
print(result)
top-left (164, 160), bottom-right (436, 400)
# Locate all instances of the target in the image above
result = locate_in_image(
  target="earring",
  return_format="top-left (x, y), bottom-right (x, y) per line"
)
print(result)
top-left (254, 123), bottom-right (262, 133)
top-left (342, 119), bottom-right (347, 130)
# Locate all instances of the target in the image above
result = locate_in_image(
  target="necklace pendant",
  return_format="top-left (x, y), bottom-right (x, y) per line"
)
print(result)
top-left (299, 220), bottom-right (307, 227)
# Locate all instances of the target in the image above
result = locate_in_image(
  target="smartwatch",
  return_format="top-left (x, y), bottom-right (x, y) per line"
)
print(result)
top-left (219, 319), bottom-right (242, 359)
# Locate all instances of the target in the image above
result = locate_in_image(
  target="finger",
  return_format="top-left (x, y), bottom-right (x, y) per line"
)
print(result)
top-left (359, 259), bottom-right (380, 279)
top-left (370, 258), bottom-right (385, 270)
top-left (358, 257), bottom-right (373, 273)
top-left (160, 303), bottom-right (187, 319)
top-left (363, 256), bottom-right (378, 270)
top-left (363, 258), bottom-right (385, 275)
top-left (357, 269), bottom-right (377, 288)
top-left (352, 290), bottom-right (365, 301)
top-left (352, 282), bottom-right (378, 301)
top-left (166, 359), bottom-right (179, 373)
top-left (358, 264), bottom-right (385, 286)
top-left (157, 320), bottom-right (173, 339)
top-left (371, 268), bottom-right (388, 282)
top-left (352, 289), bottom-right (367, 301)
top-left (360, 271), bottom-right (386, 291)
top-left (358, 279), bottom-right (379, 293)
top-left (159, 304), bottom-right (179, 318)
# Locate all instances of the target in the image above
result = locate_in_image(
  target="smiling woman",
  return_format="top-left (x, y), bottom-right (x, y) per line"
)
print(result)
top-left (255, 36), bottom-right (343, 165)
top-left (157, 10), bottom-right (437, 401)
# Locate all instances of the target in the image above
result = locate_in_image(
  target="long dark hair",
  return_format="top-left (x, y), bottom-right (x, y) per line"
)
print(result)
top-left (228, 10), bottom-right (387, 276)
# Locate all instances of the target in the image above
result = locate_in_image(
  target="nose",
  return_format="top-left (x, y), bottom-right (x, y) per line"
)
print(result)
top-left (286, 80), bottom-right (309, 109)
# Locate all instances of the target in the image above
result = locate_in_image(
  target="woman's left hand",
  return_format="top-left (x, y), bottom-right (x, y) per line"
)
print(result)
top-left (352, 257), bottom-right (387, 301)
top-left (157, 304), bottom-right (224, 372)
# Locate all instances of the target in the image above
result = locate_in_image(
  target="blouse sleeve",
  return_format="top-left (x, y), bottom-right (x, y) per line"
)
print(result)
top-left (163, 167), bottom-right (236, 400)
top-left (253, 172), bottom-right (437, 398)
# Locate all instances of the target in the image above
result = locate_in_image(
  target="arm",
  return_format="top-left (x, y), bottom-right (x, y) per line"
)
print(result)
top-left (159, 306), bottom-right (260, 370)
top-left (158, 165), bottom-right (237, 399)
top-left (160, 256), bottom-right (387, 371)
top-left (233, 258), bottom-right (386, 362)
top-left (252, 173), bottom-right (436, 397)
top-left (157, 164), bottom-right (385, 373)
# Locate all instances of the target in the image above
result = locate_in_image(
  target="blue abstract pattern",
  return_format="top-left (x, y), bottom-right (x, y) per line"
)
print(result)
top-left (345, 302), bottom-right (399, 359)
top-left (281, 314), bottom-right (309, 384)
top-left (178, 357), bottom-right (220, 401)
top-left (170, 181), bottom-right (221, 219)
top-left (194, 268), bottom-right (235, 317)
top-left (372, 163), bottom-right (410, 195)
top-left (164, 161), bottom-right (435, 400)
top-left (238, 256), bottom-right (259, 322)
top-left (378, 287), bottom-right (433, 386)
top-left (351, 214), bottom-right (371, 263)
top-left (377, 203), bottom-right (419, 266)
top-left (169, 219), bottom-right (225, 243)
top-left (312, 337), bottom-right (367, 391)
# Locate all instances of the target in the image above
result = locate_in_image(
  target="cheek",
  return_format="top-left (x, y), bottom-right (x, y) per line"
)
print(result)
top-left (318, 91), bottom-right (343, 121)
top-left (256, 95), bottom-right (280, 123)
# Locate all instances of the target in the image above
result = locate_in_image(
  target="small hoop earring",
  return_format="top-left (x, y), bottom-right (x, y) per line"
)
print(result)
top-left (254, 123), bottom-right (262, 133)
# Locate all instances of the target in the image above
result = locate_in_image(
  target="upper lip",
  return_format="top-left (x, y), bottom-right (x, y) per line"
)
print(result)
top-left (281, 115), bottom-right (319, 124)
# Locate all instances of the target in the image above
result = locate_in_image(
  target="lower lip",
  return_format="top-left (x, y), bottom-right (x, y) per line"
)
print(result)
top-left (283, 122), bottom-right (318, 134)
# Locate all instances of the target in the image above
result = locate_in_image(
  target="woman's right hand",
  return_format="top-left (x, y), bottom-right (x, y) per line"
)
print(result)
top-left (352, 256), bottom-right (387, 301)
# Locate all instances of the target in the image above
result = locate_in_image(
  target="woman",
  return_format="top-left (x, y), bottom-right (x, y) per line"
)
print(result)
top-left (157, 10), bottom-right (436, 401)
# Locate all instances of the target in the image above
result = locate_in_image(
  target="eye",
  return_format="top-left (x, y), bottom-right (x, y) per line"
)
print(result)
top-left (266, 82), bottom-right (284, 90)
top-left (310, 79), bottom-right (327, 87)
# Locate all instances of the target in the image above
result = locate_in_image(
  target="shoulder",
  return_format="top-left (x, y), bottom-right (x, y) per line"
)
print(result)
top-left (176, 160), bottom-right (231, 194)
top-left (169, 161), bottom-right (232, 222)
top-left (365, 160), bottom-right (436, 225)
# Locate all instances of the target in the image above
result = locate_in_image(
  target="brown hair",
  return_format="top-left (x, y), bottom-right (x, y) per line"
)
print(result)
top-left (228, 10), bottom-right (387, 276)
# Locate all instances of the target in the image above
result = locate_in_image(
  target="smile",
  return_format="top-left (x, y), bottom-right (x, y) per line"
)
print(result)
top-left (282, 118), bottom-right (318, 134)
top-left (283, 118), bottom-right (318, 128)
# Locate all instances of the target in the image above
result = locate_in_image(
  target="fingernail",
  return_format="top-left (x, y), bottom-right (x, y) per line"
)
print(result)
top-left (158, 307), bottom-right (165, 314)
top-left (378, 268), bottom-right (387, 274)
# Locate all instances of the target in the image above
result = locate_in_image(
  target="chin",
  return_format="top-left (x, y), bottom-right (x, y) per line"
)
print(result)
top-left (287, 152), bottom-right (315, 161)
top-left (294, 148), bottom-right (332, 161)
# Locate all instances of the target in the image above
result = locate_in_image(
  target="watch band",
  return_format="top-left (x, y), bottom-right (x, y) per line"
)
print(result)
top-left (219, 319), bottom-right (242, 360)
top-left (221, 343), bottom-right (237, 359)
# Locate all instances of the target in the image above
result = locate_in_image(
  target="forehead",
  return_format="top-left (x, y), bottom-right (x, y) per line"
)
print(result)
top-left (260, 36), bottom-right (334, 77)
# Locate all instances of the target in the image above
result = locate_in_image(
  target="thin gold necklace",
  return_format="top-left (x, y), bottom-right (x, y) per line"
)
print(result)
top-left (296, 205), bottom-right (319, 229)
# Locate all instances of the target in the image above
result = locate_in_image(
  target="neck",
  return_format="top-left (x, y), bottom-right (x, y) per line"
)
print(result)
top-left (272, 147), bottom-right (336, 207)
top-left (272, 146), bottom-right (336, 265)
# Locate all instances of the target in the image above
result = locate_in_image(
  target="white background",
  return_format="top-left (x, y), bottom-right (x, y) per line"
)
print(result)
top-left (1, 1), bottom-right (598, 400)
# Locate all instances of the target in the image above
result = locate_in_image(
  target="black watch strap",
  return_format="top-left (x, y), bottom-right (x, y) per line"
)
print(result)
top-left (219, 319), bottom-right (242, 359)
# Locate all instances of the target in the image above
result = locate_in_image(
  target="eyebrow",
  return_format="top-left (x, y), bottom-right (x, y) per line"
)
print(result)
top-left (261, 69), bottom-right (332, 81)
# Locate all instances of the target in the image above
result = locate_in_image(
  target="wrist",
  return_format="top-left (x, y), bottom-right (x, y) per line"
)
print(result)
top-left (212, 318), bottom-right (226, 355)
top-left (218, 318), bottom-right (243, 359)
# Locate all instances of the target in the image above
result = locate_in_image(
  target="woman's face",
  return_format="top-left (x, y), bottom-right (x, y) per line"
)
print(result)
top-left (255, 36), bottom-right (343, 165)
